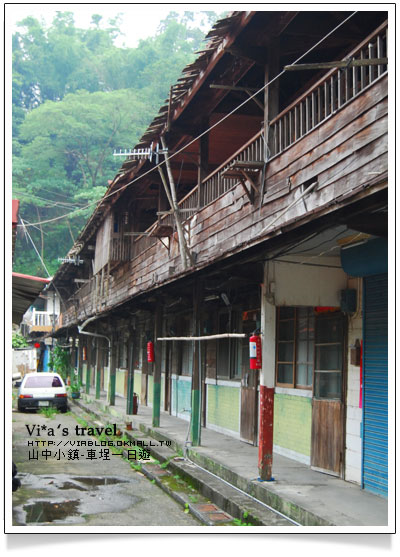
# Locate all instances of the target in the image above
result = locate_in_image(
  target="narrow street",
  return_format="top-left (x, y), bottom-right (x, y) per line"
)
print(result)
top-left (12, 405), bottom-right (201, 527)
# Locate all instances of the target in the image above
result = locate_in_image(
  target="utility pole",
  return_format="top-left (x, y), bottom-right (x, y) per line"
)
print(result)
top-left (160, 135), bottom-right (193, 269)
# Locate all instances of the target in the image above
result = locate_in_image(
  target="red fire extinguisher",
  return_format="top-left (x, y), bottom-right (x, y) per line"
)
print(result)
top-left (249, 333), bottom-right (262, 369)
top-left (147, 341), bottom-right (155, 363)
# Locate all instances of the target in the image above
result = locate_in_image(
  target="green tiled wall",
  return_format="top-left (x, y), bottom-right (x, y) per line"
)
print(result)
top-left (171, 377), bottom-right (192, 419)
top-left (134, 371), bottom-right (141, 401)
top-left (116, 369), bottom-right (126, 396)
top-left (206, 384), bottom-right (240, 433)
top-left (273, 393), bottom-right (312, 457)
top-left (161, 374), bottom-right (165, 409)
top-left (104, 367), bottom-right (109, 392)
top-left (147, 375), bottom-right (153, 406)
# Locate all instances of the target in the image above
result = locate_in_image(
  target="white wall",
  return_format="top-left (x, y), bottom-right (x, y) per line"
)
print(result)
top-left (12, 348), bottom-right (37, 376)
top-left (345, 277), bottom-right (363, 485)
top-left (268, 256), bottom-right (348, 307)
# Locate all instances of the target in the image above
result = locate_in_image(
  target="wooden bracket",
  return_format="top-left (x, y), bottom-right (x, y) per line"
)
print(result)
top-left (221, 160), bottom-right (264, 204)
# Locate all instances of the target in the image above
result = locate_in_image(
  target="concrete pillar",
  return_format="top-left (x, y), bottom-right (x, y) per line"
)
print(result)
top-left (108, 335), bottom-right (116, 406)
top-left (191, 280), bottom-right (202, 446)
top-left (152, 302), bottom-right (163, 427)
top-left (258, 270), bottom-right (276, 480)
top-left (95, 338), bottom-right (101, 399)
top-left (77, 337), bottom-right (83, 385)
top-left (85, 343), bottom-right (91, 395)
top-left (126, 333), bottom-right (135, 415)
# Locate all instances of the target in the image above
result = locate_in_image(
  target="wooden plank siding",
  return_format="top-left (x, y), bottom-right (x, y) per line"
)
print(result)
top-left (62, 76), bottom-right (387, 326)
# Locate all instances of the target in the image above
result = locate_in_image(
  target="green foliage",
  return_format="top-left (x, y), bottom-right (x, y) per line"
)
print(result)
top-left (12, 10), bottom-right (224, 276)
top-left (12, 332), bottom-right (29, 348)
top-left (68, 379), bottom-right (82, 394)
top-left (38, 407), bottom-right (59, 418)
top-left (49, 345), bottom-right (71, 381)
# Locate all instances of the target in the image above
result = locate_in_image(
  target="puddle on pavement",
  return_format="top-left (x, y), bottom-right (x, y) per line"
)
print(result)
top-left (73, 476), bottom-right (127, 488)
top-left (23, 500), bottom-right (80, 524)
top-left (59, 481), bottom-right (88, 491)
top-left (13, 474), bottom-right (140, 525)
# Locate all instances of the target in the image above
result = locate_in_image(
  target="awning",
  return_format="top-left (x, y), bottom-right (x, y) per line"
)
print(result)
top-left (340, 238), bottom-right (388, 277)
top-left (12, 272), bottom-right (50, 325)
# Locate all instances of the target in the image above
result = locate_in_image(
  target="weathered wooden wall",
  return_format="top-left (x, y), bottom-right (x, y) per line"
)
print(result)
top-left (62, 75), bottom-right (387, 327)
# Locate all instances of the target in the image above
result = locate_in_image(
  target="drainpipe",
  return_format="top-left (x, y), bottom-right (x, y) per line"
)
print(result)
top-left (78, 317), bottom-right (113, 404)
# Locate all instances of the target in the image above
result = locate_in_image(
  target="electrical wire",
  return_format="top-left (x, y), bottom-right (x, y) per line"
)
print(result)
top-left (18, 11), bottom-right (358, 230)
top-left (13, 189), bottom-right (85, 210)
top-left (18, 217), bottom-right (51, 278)
top-left (18, 216), bottom-right (70, 313)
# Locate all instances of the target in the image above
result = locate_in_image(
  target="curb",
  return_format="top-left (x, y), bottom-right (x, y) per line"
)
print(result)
top-left (72, 395), bottom-right (331, 526)
top-left (70, 398), bottom-right (237, 526)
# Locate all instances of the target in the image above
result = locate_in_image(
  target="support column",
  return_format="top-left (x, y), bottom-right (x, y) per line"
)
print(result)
top-left (108, 334), bottom-right (116, 406)
top-left (77, 336), bottom-right (83, 384)
top-left (95, 338), bottom-right (101, 399)
top-left (126, 333), bottom-right (135, 415)
top-left (85, 340), bottom-right (91, 395)
top-left (191, 279), bottom-right (203, 446)
top-left (258, 273), bottom-right (276, 480)
top-left (198, 122), bottom-right (209, 208)
top-left (152, 302), bottom-right (163, 427)
top-left (264, 39), bottom-right (280, 159)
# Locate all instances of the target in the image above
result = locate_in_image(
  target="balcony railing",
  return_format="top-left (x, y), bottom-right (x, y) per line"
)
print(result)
top-left (108, 22), bottom-right (388, 270)
top-left (23, 310), bottom-right (58, 331)
top-left (269, 21), bottom-right (387, 156)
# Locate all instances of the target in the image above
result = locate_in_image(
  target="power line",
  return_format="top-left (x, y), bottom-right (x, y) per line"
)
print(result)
top-left (18, 218), bottom-right (52, 278)
top-left (18, 11), bottom-right (358, 229)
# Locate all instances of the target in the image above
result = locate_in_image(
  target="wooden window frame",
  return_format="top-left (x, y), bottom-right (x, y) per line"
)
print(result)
top-left (216, 308), bottom-right (241, 381)
top-left (275, 306), bottom-right (314, 389)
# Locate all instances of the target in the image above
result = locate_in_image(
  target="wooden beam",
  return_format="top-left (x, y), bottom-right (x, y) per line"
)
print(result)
top-left (285, 58), bottom-right (388, 71)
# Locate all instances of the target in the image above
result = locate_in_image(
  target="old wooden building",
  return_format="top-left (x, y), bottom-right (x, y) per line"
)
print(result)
top-left (51, 11), bottom-right (389, 497)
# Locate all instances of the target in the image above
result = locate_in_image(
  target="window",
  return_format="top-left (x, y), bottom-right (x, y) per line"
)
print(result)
top-left (217, 311), bottom-right (241, 379)
top-left (25, 376), bottom-right (63, 388)
top-left (118, 339), bottom-right (128, 369)
top-left (179, 315), bottom-right (193, 376)
top-left (314, 313), bottom-right (343, 400)
top-left (276, 307), bottom-right (314, 388)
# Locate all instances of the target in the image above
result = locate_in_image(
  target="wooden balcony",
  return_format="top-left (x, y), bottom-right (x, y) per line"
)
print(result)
top-left (61, 23), bottom-right (388, 326)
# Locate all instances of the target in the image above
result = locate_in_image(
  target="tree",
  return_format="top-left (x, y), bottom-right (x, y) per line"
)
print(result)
top-left (12, 10), bottom-right (224, 276)
top-left (13, 88), bottom-right (151, 275)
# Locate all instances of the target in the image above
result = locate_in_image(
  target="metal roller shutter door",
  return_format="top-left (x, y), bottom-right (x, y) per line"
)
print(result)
top-left (362, 274), bottom-right (388, 497)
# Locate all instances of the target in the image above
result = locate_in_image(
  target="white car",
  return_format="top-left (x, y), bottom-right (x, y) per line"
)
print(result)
top-left (17, 372), bottom-right (68, 412)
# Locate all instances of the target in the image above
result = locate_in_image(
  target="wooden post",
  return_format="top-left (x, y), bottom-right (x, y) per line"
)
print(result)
top-left (152, 301), bottom-right (163, 427)
top-left (160, 135), bottom-right (193, 269)
top-left (190, 280), bottom-right (203, 446)
top-left (198, 123), bottom-right (209, 208)
top-left (264, 39), bottom-right (280, 159)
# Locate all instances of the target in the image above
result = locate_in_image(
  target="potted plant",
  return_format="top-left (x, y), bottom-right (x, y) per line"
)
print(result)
top-left (68, 380), bottom-right (82, 399)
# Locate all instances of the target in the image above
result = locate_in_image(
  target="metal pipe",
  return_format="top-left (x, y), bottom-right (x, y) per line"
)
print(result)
top-left (157, 333), bottom-right (246, 341)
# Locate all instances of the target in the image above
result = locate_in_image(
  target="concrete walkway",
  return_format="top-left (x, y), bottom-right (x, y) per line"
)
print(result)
top-left (73, 388), bottom-right (388, 528)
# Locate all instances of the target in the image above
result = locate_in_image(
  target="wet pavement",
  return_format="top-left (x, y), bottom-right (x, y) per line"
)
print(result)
top-left (12, 407), bottom-right (201, 527)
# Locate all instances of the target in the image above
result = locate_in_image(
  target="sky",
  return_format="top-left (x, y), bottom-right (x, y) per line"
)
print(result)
top-left (5, 2), bottom-right (228, 48)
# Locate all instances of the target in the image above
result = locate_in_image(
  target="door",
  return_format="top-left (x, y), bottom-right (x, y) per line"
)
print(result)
top-left (240, 310), bottom-right (260, 445)
top-left (311, 312), bottom-right (345, 476)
